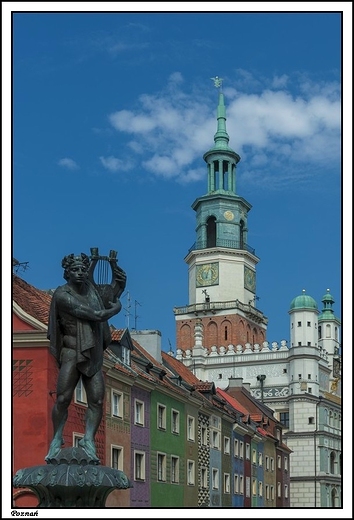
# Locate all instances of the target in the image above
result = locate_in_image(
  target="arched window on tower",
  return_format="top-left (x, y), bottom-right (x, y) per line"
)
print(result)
top-left (326, 324), bottom-right (331, 338)
top-left (240, 220), bottom-right (245, 249)
top-left (206, 216), bottom-right (217, 248)
top-left (222, 161), bottom-right (228, 190)
top-left (318, 326), bottom-right (322, 339)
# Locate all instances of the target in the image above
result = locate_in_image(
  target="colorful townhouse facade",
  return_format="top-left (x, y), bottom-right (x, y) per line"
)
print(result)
top-left (12, 273), bottom-right (289, 508)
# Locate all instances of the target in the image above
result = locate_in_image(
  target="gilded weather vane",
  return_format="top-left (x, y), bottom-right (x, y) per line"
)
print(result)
top-left (211, 76), bottom-right (223, 88)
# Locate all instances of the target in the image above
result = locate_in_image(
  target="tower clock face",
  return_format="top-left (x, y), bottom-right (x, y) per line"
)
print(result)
top-left (244, 266), bottom-right (256, 293)
top-left (196, 263), bottom-right (219, 287)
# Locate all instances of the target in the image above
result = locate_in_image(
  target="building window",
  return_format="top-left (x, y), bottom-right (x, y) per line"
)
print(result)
top-left (326, 324), bottom-right (331, 338)
top-left (187, 460), bottom-right (195, 485)
top-left (307, 321), bottom-right (311, 327)
top-left (308, 374), bottom-right (311, 379)
top-left (252, 449), bottom-right (257, 464)
top-left (157, 404), bottom-right (166, 430)
top-left (270, 457), bottom-right (274, 471)
top-left (283, 368), bottom-right (287, 373)
top-left (171, 409), bottom-right (180, 434)
top-left (224, 436), bottom-right (230, 454)
top-left (171, 456), bottom-right (179, 483)
top-left (111, 446), bottom-right (123, 470)
top-left (284, 484), bottom-right (288, 498)
top-left (212, 468), bottom-right (219, 490)
top-left (122, 346), bottom-right (130, 366)
top-left (277, 455), bottom-right (282, 469)
top-left (284, 456), bottom-right (288, 471)
top-left (224, 326), bottom-right (228, 341)
top-left (265, 485), bottom-right (270, 500)
top-left (224, 473), bottom-right (230, 494)
top-left (111, 391), bottom-right (122, 418)
top-left (297, 321), bottom-right (302, 327)
top-left (280, 412), bottom-right (289, 428)
top-left (270, 486), bottom-right (275, 500)
top-left (211, 430), bottom-right (220, 449)
top-left (134, 399), bottom-right (144, 426)
top-left (318, 326), bottom-right (322, 339)
top-left (201, 467), bottom-right (207, 488)
top-left (259, 481), bottom-right (263, 497)
top-left (234, 439), bottom-right (239, 457)
top-left (239, 475), bottom-right (244, 495)
top-left (277, 482), bottom-right (281, 498)
top-left (187, 415), bottom-right (195, 441)
top-left (157, 453), bottom-right (166, 482)
top-left (265, 456), bottom-right (269, 471)
top-left (239, 441), bottom-right (244, 459)
top-left (245, 443), bottom-right (250, 459)
top-left (134, 451), bottom-right (145, 481)
top-left (73, 433), bottom-right (84, 447)
top-left (252, 478), bottom-right (257, 496)
top-left (258, 452), bottom-right (263, 466)
top-left (234, 474), bottom-right (239, 494)
top-left (201, 425), bottom-right (207, 445)
top-left (75, 378), bottom-right (87, 405)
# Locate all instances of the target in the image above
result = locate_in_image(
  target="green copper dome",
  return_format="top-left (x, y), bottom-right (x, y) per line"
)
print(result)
top-left (318, 289), bottom-right (339, 322)
top-left (290, 290), bottom-right (318, 310)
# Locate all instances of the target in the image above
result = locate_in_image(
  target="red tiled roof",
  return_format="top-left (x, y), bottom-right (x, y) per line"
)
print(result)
top-left (161, 351), bottom-right (201, 386)
top-left (13, 274), bottom-right (52, 325)
top-left (217, 387), bottom-right (249, 416)
top-left (110, 328), bottom-right (125, 342)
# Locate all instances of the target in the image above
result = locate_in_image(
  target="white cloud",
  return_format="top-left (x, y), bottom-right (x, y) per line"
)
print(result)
top-left (99, 155), bottom-right (134, 172)
top-left (104, 72), bottom-right (340, 188)
top-left (58, 158), bottom-right (79, 170)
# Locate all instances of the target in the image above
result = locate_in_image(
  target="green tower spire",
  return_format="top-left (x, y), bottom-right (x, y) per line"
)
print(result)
top-left (203, 77), bottom-right (240, 194)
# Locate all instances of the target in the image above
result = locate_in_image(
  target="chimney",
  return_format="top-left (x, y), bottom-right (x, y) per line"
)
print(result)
top-left (228, 377), bottom-right (244, 388)
top-left (130, 329), bottom-right (162, 363)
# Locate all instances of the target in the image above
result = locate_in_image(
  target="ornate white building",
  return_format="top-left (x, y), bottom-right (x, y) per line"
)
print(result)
top-left (174, 84), bottom-right (341, 508)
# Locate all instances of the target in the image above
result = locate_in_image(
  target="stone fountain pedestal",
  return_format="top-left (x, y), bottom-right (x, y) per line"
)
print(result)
top-left (13, 447), bottom-right (132, 508)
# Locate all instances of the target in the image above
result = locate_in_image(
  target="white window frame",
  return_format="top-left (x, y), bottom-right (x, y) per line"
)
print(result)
top-left (212, 468), bottom-right (219, 490)
top-left (134, 450), bottom-right (145, 481)
top-left (111, 390), bottom-right (123, 418)
top-left (239, 441), bottom-right (244, 459)
top-left (252, 448), bottom-right (257, 464)
top-left (211, 430), bottom-right (220, 449)
top-left (75, 377), bottom-right (87, 405)
top-left (277, 482), bottom-right (281, 498)
top-left (234, 474), bottom-right (239, 494)
top-left (265, 485), bottom-right (270, 500)
top-left (171, 409), bottom-right (180, 434)
top-left (239, 475), bottom-right (244, 495)
top-left (171, 455), bottom-right (179, 484)
top-left (270, 457), bottom-right (275, 471)
top-left (245, 443), bottom-right (250, 460)
top-left (258, 452), bottom-right (263, 466)
top-left (73, 432), bottom-right (84, 447)
top-left (134, 399), bottom-right (144, 426)
top-left (122, 345), bottom-right (131, 366)
top-left (111, 445), bottom-right (123, 470)
top-left (252, 478), bottom-right (257, 496)
top-left (157, 403), bottom-right (166, 430)
top-left (157, 452), bottom-right (166, 482)
top-left (259, 481), bottom-right (263, 497)
top-left (224, 473), bottom-right (230, 494)
top-left (187, 459), bottom-right (195, 485)
top-left (224, 436), bottom-right (230, 454)
top-left (284, 456), bottom-right (288, 471)
top-left (284, 484), bottom-right (288, 498)
top-left (234, 439), bottom-right (239, 457)
top-left (270, 485), bottom-right (275, 500)
top-left (277, 455), bottom-right (282, 469)
top-left (265, 456), bottom-right (270, 471)
top-left (187, 415), bottom-right (195, 441)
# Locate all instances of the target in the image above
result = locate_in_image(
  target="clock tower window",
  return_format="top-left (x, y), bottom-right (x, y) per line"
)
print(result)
top-left (206, 216), bottom-right (217, 248)
top-left (240, 219), bottom-right (245, 249)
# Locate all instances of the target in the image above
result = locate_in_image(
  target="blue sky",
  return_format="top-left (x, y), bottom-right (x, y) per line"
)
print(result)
top-left (7, 6), bottom-right (349, 354)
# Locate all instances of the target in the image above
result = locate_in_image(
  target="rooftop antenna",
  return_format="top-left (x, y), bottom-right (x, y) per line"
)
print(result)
top-left (124, 291), bottom-right (132, 329)
top-left (134, 299), bottom-right (141, 330)
top-left (13, 258), bottom-right (29, 274)
top-left (167, 339), bottom-right (174, 357)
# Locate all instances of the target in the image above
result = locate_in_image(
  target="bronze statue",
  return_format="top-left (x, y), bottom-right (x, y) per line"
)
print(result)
top-left (45, 250), bottom-right (126, 463)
